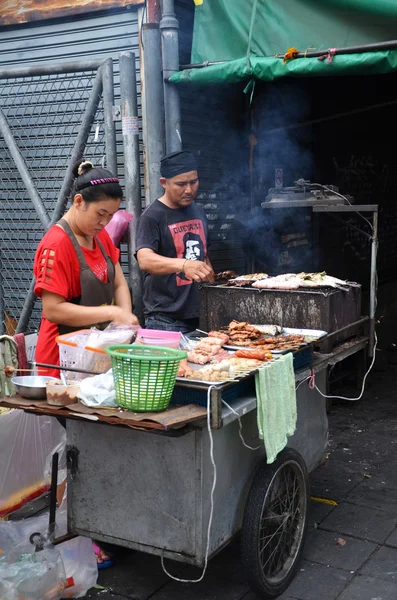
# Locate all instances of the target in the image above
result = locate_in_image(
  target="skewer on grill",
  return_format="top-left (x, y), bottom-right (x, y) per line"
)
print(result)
top-left (4, 366), bottom-right (47, 377)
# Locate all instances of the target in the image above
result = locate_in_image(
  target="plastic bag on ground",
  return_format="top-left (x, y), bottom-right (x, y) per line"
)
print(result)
top-left (0, 541), bottom-right (66, 600)
top-left (78, 369), bottom-right (117, 407)
top-left (59, 536), bottom-right (97, 598)
top-left (0, 411), bottom-right (66, 518)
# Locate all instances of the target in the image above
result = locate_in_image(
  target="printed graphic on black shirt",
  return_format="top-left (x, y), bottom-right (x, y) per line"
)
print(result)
top-left (168, 219), bottom-right (207, 286)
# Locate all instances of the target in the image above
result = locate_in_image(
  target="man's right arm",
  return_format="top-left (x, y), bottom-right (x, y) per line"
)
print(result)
top-left (137, 248), bottom-right (213, 282)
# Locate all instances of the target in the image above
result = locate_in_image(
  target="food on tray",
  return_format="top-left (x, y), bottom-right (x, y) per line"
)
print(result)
top-left (187, 335), bottom-right (225, 364)
top-left (212, 349), bottom-right (231, 362)
top-left (214, 270), bottom-right (237, 282)
top-left (227, 320), bottom-right (264, 346)
top-left (235, 349), bottom-right (273, 361)
top-left (252, 334), bottom-right (305, 350)
top-left (185, 360), bottom-right (236, 382)
top-left (198, 337), bottom-right (224, 347)
top-left (226, 273), bottom-right (268, 287)
top-left (227, 357), bottom-right (263, 369)
top-left (177, 359), bottom-right (189, 377)
top-left (208, 331), bottom-right (230, 344)
top-left (256, 324), bottom-right (283, 336)
top-left (187, 351), bottom-right (212, 365)
top-left (251, 271), bottom-right (359, 291)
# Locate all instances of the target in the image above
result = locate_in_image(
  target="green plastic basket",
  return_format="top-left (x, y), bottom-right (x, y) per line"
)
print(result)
top-left (105, 344), bottom-right (187, 412)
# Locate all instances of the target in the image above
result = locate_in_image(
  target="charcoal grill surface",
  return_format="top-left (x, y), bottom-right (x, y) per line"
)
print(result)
top-left (199, 284), bottom-right (362, 334)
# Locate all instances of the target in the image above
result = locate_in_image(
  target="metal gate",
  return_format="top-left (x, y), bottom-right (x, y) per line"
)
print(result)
top-left (0, 55), bottom-right (141, 335)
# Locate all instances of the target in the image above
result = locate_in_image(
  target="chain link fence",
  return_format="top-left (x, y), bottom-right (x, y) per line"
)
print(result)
top-left (0, 68), bottom-right (107, 334)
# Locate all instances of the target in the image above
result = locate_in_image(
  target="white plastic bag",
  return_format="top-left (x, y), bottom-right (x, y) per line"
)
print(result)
top-left (0, 411), bottom-right (66, 518)
top-left (85, 322), bottom-right (138, 350)
top-left (59, 536), bottom-right (97, 598)
top-left (78, 369), bottom-right (117, 407)
top-left (0, 542), bottom-right (66, 600)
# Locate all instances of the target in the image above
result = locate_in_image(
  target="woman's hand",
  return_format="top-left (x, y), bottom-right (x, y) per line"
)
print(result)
top-left (184, 260), bottom-right (214, 283)
top-left (109, 306), bottom-right (140, 326)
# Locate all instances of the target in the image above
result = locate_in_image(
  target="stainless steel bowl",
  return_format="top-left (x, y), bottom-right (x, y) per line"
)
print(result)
top-left (11, 376), bottom-right (60, 400)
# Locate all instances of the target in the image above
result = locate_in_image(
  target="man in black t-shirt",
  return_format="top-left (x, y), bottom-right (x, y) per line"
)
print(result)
top-left (135, 151), bottom-right (214, 333)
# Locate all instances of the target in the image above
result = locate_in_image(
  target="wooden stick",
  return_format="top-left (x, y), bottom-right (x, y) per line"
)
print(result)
top-left (5, 368), bottom-right (46, 372)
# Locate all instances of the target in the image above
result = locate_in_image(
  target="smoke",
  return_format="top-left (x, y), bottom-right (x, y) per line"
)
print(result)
top-left (233, 80), bottom-right (316, 274)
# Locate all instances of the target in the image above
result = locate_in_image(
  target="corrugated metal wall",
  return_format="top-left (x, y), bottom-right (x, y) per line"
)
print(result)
top-left (175, 0), bottom-right (250, 274)
top-left (0, 8), bottom-right (141, 332)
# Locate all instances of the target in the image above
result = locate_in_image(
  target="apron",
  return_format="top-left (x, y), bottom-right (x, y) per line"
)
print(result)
top-left (57, 218), bottom-right (115, 335)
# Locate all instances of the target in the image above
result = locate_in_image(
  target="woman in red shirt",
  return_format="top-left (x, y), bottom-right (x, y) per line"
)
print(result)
top-left (34, 159), bottom-right (139, 377)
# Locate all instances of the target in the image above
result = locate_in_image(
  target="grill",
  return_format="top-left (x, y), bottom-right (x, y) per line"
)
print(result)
top-left (199, 285), bottom-right (362, 341)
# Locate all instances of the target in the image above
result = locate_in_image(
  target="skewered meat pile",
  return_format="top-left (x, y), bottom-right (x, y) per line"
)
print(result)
top-left (226, 321), bottom-right (306, 351)
top-left (214, 270), bottom-right (237, 282)
top-left (252, 334), bottom-right (305, 351)
top-left (227, 320), bottom-right (264, 346)
top-left (208, 331), bottom-right (230, 345)
top-left (187, 336), bottom-right (224, 364)
top-left (184, 356), bottom-right (265, 382)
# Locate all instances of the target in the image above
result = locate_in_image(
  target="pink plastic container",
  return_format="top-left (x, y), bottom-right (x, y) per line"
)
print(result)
top-left (136, 328), bottom-right (181, 349)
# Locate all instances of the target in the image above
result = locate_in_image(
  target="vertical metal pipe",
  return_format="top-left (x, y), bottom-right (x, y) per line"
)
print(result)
top-left (160, 0), bottom-right (182, 153)
top-left (369, 209), bottom-right (378, 357)
top-left (102, 58), bottom-right (118, 175)
top-left (48, 452), bottom-right (59, 540)
top-left (119, 52), bottom-right (143, 322)
top-left (142, 23), bottom-right (165, 204)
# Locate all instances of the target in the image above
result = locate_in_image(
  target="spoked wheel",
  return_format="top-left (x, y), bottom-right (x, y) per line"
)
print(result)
top-left (241, 448), bottom-right (309, 599)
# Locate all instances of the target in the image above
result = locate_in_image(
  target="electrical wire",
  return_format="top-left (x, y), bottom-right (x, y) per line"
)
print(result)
top-left (160, 384), bottom-right (217, 583)
top-left (222, 374), bottom-right (312, 451)
top-left (222, 399), bottom-right (261, 450)
top-left (312, 183), bottom-right (373, 230)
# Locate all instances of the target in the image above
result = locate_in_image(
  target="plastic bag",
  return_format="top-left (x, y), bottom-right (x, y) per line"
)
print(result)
top-left (0, 542), bottom-right (66, 600)
top-left (78, 369), bottom-right (117, 407)
top-left (59, 537), bottom-right (97, 598)
top-left (85, 321), bottom-right (138, 350)
top-left (105, 209), bottom-right (133, 246)
top-left (0, 411), bottom-right (66, 518)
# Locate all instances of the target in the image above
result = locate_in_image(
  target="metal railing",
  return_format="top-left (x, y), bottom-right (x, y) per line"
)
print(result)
top-left (0, 59), bottom-right (116, 334)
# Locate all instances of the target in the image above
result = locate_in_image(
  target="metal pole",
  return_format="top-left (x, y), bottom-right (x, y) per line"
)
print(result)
top-left (369, 209), bottom-right (378, 358)
top-left (0, 59), bottom-right (106, 80)
top-left (142, 23), bottom-right (165, 203)
top-left (0, 108), bottom-right (50, 229)
top-left (102, 58), bottom-right (118, 175)
top-left (119, 52), bottom-right (143, 322)
top-left (160, 0), bottom-right (182, 153)
top-left (16, 68), bottom-right (104, 333)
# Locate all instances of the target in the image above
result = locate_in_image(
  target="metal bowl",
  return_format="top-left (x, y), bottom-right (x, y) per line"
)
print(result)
top-left (11, 376), bottom-right (60, 400)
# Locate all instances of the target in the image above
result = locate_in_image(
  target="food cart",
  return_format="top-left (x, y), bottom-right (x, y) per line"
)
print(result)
top-left (0, 326), bottom-right (368, 599)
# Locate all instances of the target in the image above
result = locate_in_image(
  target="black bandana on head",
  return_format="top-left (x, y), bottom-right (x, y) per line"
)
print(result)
top-left (160, 151), bottom-right (198, 179)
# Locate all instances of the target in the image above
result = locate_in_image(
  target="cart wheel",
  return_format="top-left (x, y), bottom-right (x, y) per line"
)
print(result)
top-left (241, 448), bottom-right (309, 599)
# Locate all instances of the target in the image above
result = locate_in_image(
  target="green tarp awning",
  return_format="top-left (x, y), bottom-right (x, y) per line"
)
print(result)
top-left (170, 0), bottom-right (397, 84)
top-left (171, 51), bottom-right (397, 84)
